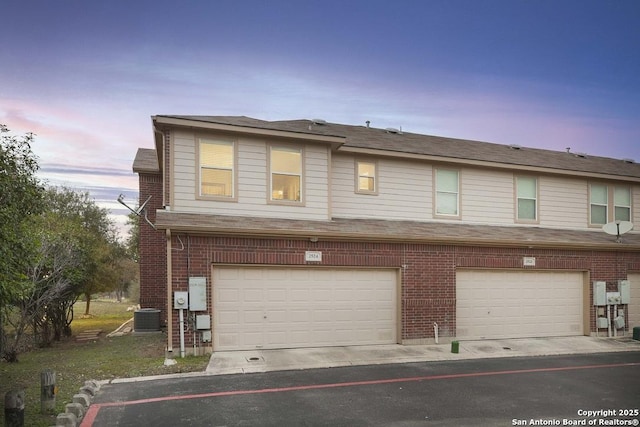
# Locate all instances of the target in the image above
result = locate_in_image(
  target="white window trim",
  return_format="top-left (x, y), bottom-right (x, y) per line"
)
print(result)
top-left (514, 175), bottom-right (539, 224)
top-left (433, 168), bottom-right (461, 219)
top-left (589, 183), bottom-right (608, 226)
top-left (588, 182), bottom-right (632, 227)
top-left (614, 185), bottom-right (632, 222)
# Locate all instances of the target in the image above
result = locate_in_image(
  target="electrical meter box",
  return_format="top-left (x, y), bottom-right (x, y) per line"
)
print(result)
top-left (196, 314), bottom-right (211, 330)
top-left (174, 291), bottom-right (189, 309)
top-left (606, 292), bottom-right (621, 305)
top-left (597, 317), bottom-right (609, 329)
top-left (593, 281), bottom-right (606, 306)
top-left (619, 280), bottom-right (630, 304)
top-left (188, 277), bottom-right (207, 311)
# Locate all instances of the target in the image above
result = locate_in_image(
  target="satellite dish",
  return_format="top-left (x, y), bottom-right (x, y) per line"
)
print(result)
top-left (602, 221), bottom-right (633, 243)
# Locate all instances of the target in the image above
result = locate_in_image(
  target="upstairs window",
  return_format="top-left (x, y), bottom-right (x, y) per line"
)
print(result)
top-left (435, 168), bottom-right (459, 217)
top-left (590, 183), bottom-right (631, 225)
top-left (270, 146), bottom-right (302, 203)
top-left (590, 184), bottom-right (608, 225)
top-left (614, 186), bottom-right (631, 222)
top-left (516, 176), bottom-right (537, 221)
top-left (356, 160), bottom-right (377, 194)
top-left (199, 139), bottom-right (234, 198)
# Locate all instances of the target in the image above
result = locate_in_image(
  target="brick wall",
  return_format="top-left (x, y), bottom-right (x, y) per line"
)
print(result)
top-left (136, 163), bottom-right (640, 348)
top-left (162, 235), bottom-right (640, 349)
top-left (138, 172), bottom-right (167, 323)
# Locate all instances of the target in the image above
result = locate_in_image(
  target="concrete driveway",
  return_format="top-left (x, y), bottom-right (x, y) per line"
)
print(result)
top-left (205, 335), bottom-right (640, 375)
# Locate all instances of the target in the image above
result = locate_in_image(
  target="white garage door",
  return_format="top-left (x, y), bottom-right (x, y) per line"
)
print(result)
top-left (628, 274), bottom-right (640, 329)
top-left (213, 266), bottom-right (397, 351)
top-left (456, 270), bottom-right (585, 340)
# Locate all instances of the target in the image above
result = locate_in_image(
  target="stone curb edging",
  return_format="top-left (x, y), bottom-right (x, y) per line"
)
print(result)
top-left (52, 380), bottom-right (100, 427)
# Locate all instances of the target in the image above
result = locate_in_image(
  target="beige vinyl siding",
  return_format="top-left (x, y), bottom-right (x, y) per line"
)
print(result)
top-left (171, 130), bottom-right (330, 220)
top-left (538, 176), bottom-right (588, 228)
top-left (331, 154), bottom-right (431, 221)
top-left (461, 168), bottom-right (512, 223)
top-left (172, 131), bottom-right (197, 206)
top-left (169, 128), bottom-right (639, 231)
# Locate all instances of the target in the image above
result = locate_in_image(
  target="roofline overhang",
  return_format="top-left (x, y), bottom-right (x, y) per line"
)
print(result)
top-left (152, 120), bottom-right (165, 172)
top-left (152, 213), bottom-right (640, 252)
top-left (339, 147), bottom-right (640, 183)
top-left (152, 115), bottom-right (346, 149)
top-left (155, 226), bottom-right (640, 251)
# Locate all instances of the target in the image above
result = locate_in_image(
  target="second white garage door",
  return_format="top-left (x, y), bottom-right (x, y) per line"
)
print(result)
top-left (213, 266), bottom-right (398, 351)
top-left (456, 270), bottom-right (585, 340)
top-left (628, 273), bottom-right (640, 330)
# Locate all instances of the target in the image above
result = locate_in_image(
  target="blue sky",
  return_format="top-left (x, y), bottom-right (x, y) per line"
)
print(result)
top-left (2, 0), bottom-right (639, 235)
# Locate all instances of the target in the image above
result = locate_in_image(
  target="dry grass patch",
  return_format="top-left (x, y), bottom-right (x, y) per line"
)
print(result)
top-left (1, 300), bottom-right (209, 427)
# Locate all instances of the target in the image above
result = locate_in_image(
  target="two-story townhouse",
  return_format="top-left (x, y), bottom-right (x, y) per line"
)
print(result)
top-left (133, 115), bottom-right (640, 355)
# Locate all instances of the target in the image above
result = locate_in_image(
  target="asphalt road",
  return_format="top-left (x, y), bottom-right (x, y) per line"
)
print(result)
top-left (84, 352), bottom-right (640, 427)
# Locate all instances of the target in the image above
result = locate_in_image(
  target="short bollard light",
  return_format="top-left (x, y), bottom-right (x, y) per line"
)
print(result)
top-left (451, 340), bottom-right (459, 354)
top-left (40, 369), bottom-right (57, 414)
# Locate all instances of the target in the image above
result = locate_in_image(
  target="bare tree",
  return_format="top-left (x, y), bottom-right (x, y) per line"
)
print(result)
top-left (3, 234), bottom-right (81, 361)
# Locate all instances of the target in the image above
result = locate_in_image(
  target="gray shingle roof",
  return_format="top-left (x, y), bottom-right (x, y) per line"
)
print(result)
top-left (156, 115), bottom-right (640, 179)
top-left (154, 211), bottom-right (640, 250)
top-left (133, 148), bottom-right (159, 173)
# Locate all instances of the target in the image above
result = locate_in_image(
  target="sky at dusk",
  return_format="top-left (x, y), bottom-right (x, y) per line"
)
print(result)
top-left (2, 0), bottom-right (639, 236)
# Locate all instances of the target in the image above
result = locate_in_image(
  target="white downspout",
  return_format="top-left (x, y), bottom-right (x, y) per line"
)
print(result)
top-left (166, 229), bottom-right (173, 353)
top-left (433, 322), bottom-right (439, 344)
top-left (613, 304), bottom-right (618, 337)
top-left (607, 303), bottom-right (612, 338)
top-left (179, 308), bottom-right (186, 358)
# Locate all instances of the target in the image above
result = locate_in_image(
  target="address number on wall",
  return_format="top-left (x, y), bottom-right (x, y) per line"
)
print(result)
top-left (305, 251), bottom-right (322, 262)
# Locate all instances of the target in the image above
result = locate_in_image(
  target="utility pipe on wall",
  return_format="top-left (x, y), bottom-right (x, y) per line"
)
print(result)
top-left (166, 229), bottom-right (173, 353)
top-left (607, 304), bottom-right (612, 338)
top-left (433, 322), bottom-right (439, 344)
top-left (178, 308), bottom-right (186, 358)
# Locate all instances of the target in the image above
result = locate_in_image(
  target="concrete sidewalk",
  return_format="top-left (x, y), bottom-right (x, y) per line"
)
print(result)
top-left (206, 336), bottom-right (640, 375)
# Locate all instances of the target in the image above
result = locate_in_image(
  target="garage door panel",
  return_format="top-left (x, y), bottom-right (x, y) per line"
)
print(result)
top-left (218, 288), bottom-right (239, 303)
top-left (334, 309), bottom-right (353, 321)
top-left (218, 269), bottom-right (239, 280)
top-left (243, 310), bottom-right (263, 324)
top-left (243, 289), bottom-right (263, 302)
top-left (214, 267), bottom-right (397, 350)
top-left (335, 288), bottom-right (353, 299)
top-left (312, 289), bottom-right (332, 301)
top-left (290, 310), bottom-right (310, 322)
top-left (218, 310), bottom-right (239, 325)
top-left (377, 308), bottom-right (394, 321)
top-left (457, 270), bottom-right (584, 340)
top-left (219, 333), bottom-right (237, 347)
top-left (243, 332), bottom-right (262, 347)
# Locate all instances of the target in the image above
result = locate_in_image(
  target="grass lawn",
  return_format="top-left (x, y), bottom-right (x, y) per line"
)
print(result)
top-left (1, 299), bottom-right (210, 427)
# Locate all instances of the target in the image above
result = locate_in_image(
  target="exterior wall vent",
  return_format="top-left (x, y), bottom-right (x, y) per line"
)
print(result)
top-left (574, 152), bottom-right (587, 158)
top-left (312, 118), bottom-right (327, 125)
top-left (509, 144), bottom-right (522, 150)
top-left (385, 127), bottom-right (402, 135)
